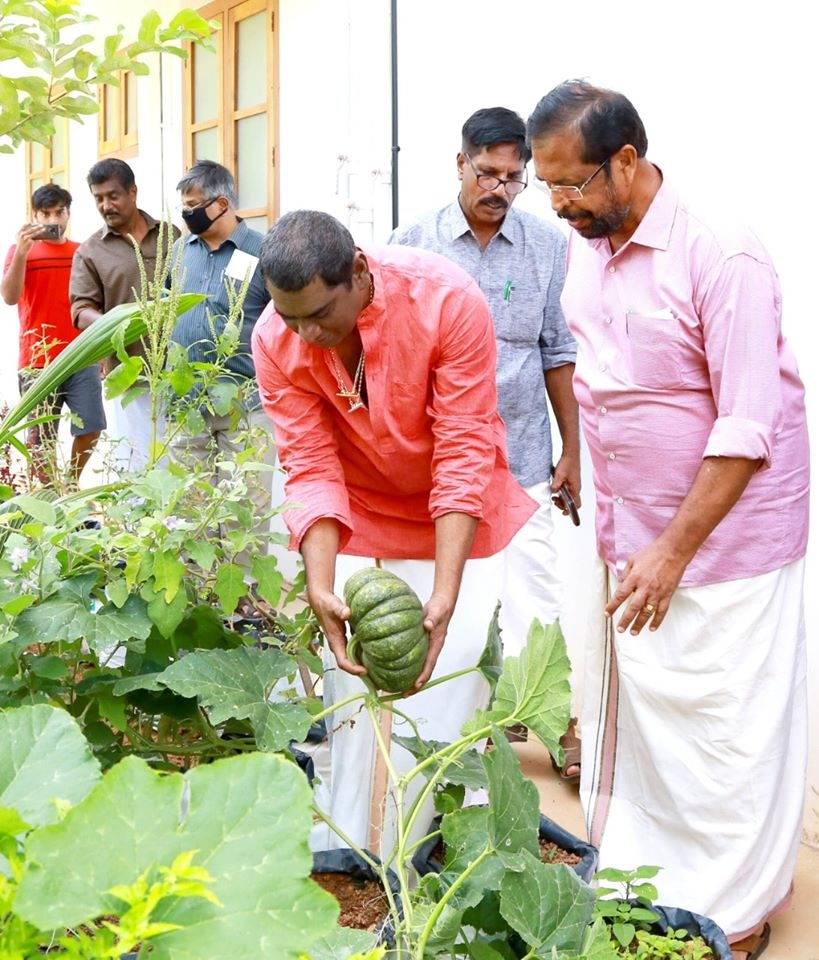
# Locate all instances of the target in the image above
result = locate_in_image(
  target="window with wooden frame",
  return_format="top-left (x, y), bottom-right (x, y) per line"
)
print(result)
top-left (26, 116), bottom-right (69, 196)
top-left (98, 70), bottom-right (138, 158)
top-left (183, 0), bottom-right (278, 232)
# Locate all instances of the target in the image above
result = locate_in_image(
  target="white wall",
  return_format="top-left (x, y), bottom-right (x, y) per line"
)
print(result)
top-left (1, 0), bottom-right (815, 834)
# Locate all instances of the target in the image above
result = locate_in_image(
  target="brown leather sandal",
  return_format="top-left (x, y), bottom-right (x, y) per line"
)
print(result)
top-left (730, 922), bottom-right (770, 960)
top-left (551, 716), bottom-right (581, 782)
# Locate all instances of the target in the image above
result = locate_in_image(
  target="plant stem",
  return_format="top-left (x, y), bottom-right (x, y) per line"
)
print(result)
top-left (415, 845), bottom-right (493, 958)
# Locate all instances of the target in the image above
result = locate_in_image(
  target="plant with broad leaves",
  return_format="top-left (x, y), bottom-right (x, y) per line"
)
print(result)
top-left (304, 616), bottom-right (599, 959)
top-left (0, 703), bottom-right (340, 958)
top-left (0, 0), bottom-right (216, 153)
top-left (0, 227), bottom-right (317, 772)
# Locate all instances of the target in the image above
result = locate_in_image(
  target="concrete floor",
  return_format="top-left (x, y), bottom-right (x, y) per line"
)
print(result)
top-left (513, 738), bottom-right (819, 960)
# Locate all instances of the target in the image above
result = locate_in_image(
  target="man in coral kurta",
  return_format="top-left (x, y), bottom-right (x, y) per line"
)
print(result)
top-left (251, 210), bottom-right (534, 856)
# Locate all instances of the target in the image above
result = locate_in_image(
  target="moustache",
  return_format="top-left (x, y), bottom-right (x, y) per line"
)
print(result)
top-left (480, 197), bottom-right (508, 210)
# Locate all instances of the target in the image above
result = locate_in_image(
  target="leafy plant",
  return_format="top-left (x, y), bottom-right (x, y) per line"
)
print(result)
top-left (589, 866), bottom-right (721, 959)
top-left (0, 0), bottom-right (216, 152)
top-left (0, 227), bottom-right (317, 771)
top-left (594, 865), bottom-right (665, 949)
top-left (0, 702), bottom-right (339, 958)
top-left (305, 616), bottom-right (599, 959)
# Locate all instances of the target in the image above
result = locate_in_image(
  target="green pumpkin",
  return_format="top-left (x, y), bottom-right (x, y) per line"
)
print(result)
top-left (344, 567), bottom-right (428, 693)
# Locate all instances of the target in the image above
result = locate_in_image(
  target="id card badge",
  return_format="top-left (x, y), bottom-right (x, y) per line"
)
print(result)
top-left (224, 248), bottom-right (259, 283)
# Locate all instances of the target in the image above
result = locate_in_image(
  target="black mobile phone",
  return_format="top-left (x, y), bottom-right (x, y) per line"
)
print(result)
top-left (554, 484), bottom-right (580, 526)
top-left (33, 223), bottom-right (60, 239)
top-left (550, 465), bottom-right (580, 526)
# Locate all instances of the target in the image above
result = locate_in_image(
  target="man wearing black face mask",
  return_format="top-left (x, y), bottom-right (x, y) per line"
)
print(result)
top-left (168, 160), bottom-right (275, 602)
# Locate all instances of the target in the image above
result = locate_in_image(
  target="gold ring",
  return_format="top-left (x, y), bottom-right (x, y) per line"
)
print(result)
top-left (643, 604), bottom-right (655, 614)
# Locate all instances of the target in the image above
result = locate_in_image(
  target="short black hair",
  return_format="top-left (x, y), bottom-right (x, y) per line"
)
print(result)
top-left (527, 80), bottom-right (648, 164)
top-left (176, 159), bottom-right (239, 206)
top-left (32, 183), bottom-right (72, 212)
top-left (260, 211), bottom-right (356, 292)
top-left (462, 107), bottom-right (531, 164)
top-left (86, 158), bottom-right (136, 190)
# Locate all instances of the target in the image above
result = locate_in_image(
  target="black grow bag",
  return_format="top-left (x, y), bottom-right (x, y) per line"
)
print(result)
top-left (311, 847), bottom-right (402, 947)
top-left (412, 812), bottom-right (599, 883)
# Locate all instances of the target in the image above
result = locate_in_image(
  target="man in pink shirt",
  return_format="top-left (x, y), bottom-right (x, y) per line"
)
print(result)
top-left (251, 210), bottom-right (535, 855)
top-left (527, 81), bottom-right (809, 960)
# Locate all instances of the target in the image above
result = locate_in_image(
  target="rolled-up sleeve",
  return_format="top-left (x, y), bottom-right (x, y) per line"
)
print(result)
top-left (538, 233), bottom-right (577, 371)
top-left (701, 251), bottom-right (783, 468)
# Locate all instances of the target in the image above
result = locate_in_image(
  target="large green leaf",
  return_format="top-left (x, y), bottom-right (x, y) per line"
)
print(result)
top-left (0, 704), bottom-right (100, 828)
top-left (484, 732), bottom-right (541, 862)
top-left (158, 646), bottom-right (294, 723)
top-left (85, 594), bottom-right (154, 657)
top-left (467, 620), bottom-right (571, 759)
top-left (498, 853), bottom-right (596, 955)
top-left (246, 699), bottom-right (315, 752)
top-left (13, 580), bottom-right (97, 646)
top-left (15, 751), bottom-right (339, 958)
top-left (158, 647), bottom-right (314, 750)
top-left (477, 601), bottom-right (504, 693)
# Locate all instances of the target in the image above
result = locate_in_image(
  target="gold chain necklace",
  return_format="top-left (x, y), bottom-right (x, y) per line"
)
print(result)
top-left (331, 349), bottom-right (366, 412)
top-left (329, 272), bottom-right (374, 413)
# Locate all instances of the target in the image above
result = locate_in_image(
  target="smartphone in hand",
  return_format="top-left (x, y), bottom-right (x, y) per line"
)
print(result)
top-left (32, 223), bottom-right (60, 240)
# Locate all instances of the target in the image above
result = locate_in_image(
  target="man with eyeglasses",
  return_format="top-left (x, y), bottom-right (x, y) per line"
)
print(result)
top-left (527, 80), bottom-right (809, 960)
top-left (389, 106), bottom-right (582, 778)
top-left (70, 158), bottom-right (179, 474)
top-left (167, 160), bottom-right (275, 600)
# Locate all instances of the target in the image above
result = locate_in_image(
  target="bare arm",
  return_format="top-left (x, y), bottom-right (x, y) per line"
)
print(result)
top-left (606, 455), bottom-right (760, 634)
top-left (300, 518), bottom-right (366, 677)
top-left (411, 511), bottom-right (478, 690)
top-left (1, 225), bottom-right (42, 305)
top-left (544, 363), bottom-right (581, 508)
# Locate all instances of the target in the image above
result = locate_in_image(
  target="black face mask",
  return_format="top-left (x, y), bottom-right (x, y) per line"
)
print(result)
top-left (181, 197), bottom-right (226, 235)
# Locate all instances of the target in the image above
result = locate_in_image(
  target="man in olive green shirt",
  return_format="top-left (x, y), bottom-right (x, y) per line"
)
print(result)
top-left (70, 158), bottom-right (179, 473)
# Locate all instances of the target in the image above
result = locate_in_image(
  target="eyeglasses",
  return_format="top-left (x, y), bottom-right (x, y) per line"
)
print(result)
top-left (178, 196), bottom-right (219, 215)
top-left (534, 156), bottom-right (611, 200)
top-left (465, 154), bottom-right (528, 196)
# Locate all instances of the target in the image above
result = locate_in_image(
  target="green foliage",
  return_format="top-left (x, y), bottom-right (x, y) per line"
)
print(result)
top-left (307, 620), bottom-right (598, 959)
top-left (0, 229), bottom-right (316, 771)
top-left (591, 866), bottom-right (716, 959)
top-left (0, 703), bottom-right (339, 958)
top-left (0, 0), bottom-right (216, 152)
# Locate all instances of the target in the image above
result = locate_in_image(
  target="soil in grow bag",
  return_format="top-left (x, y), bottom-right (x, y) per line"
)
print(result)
top-left (311, 848), bottom-right (401, 943)
top-left (311, 871), bottom-right (390, 931)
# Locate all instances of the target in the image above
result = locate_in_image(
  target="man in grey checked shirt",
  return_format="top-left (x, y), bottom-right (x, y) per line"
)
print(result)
top-left (169, 160), bottom-right (276, 593)
top-left (390, 106), bottom-right (581, 774)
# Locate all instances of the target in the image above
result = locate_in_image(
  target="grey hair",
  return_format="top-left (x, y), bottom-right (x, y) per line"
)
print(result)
top-left (176, 159), bottom-right (239, 206)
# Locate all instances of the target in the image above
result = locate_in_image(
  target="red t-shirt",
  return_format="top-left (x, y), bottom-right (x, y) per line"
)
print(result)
top-left (4, 238), bottom-right (81, 369)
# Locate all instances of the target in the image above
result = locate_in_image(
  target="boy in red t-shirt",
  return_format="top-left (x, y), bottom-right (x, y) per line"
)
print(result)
top-left (1, 184), bottom-right (105, 484)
